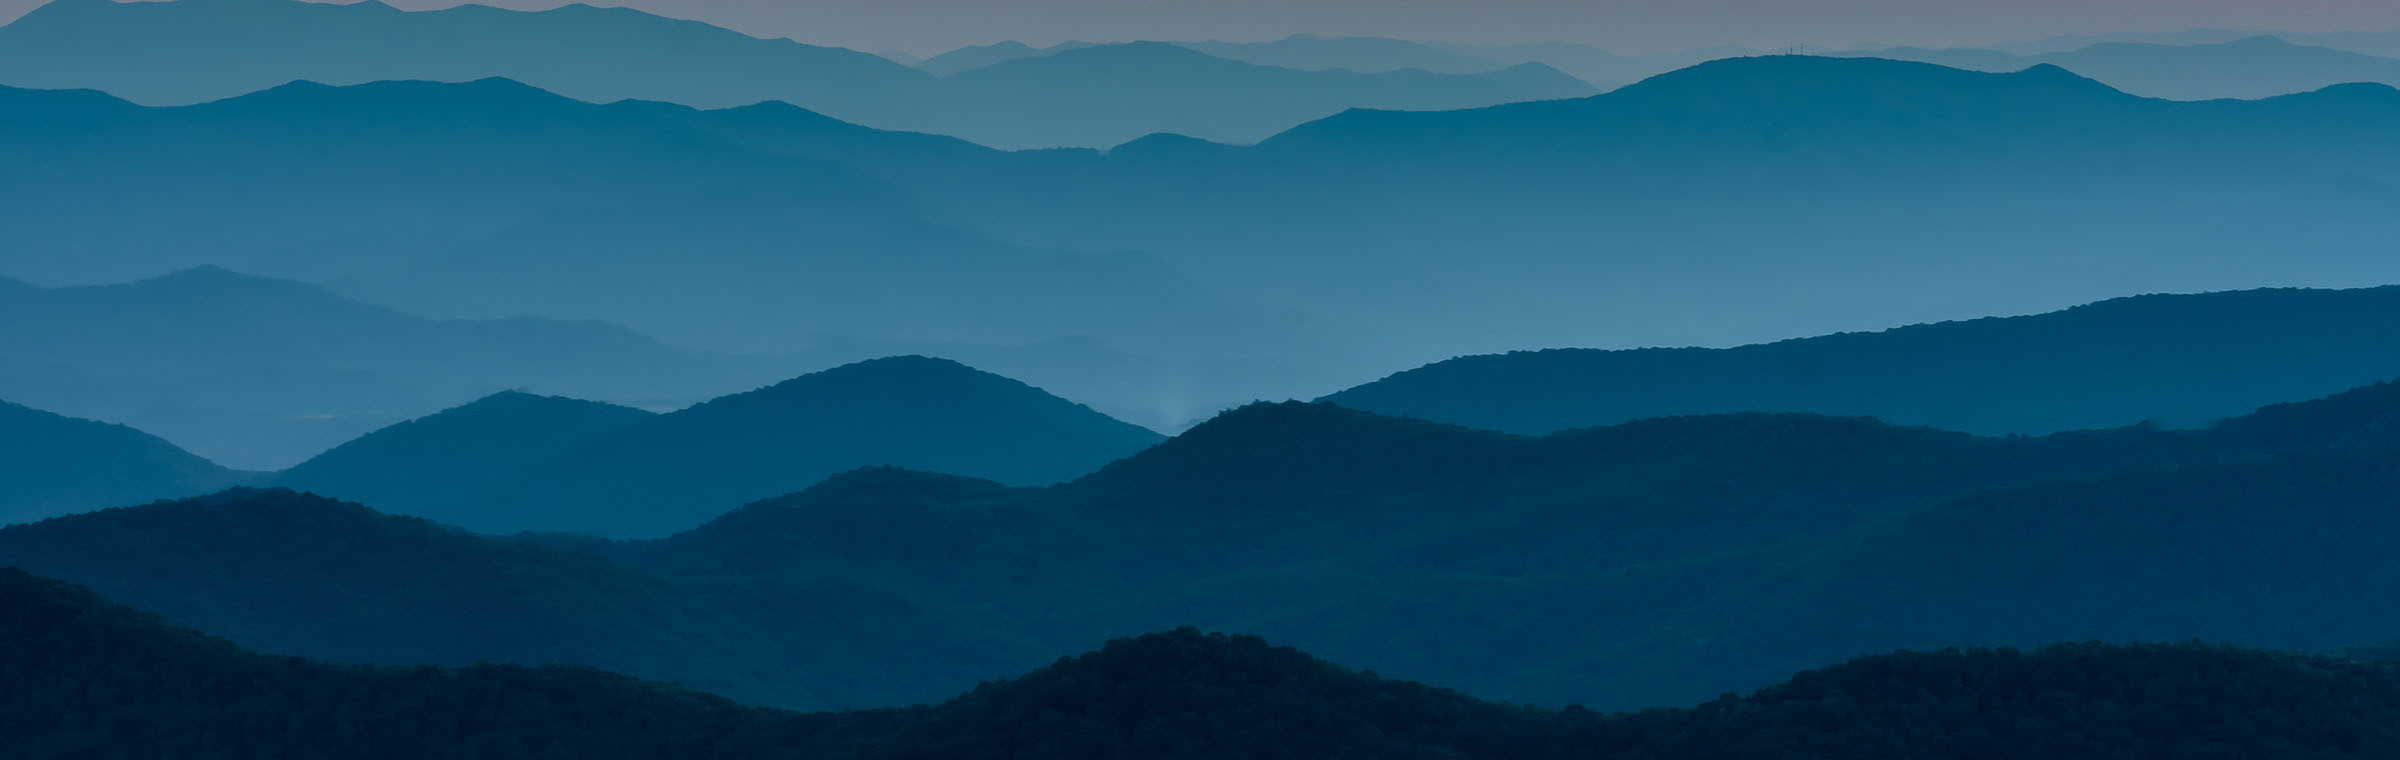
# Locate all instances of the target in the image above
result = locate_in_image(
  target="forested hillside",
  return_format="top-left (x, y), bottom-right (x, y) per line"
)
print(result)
top-left (11, 566), bottom-right (2400, 759)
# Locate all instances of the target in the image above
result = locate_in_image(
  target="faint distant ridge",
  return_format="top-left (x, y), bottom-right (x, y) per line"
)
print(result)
top-left (1175, 34), bottom-right (1521, 75)
top-left (0, 400), bottom-right (245, 526)
top-left (909, 40), bottom-right (1596, 147)
top-left (275, 392), bottom-right (655, 524)
top-left (1845, 35), bottom-right (2400, 100)
top-left (914, 40), bottom-right (1097, 77)
top-left (442, 356), bottom-right (1163, 537)
top-left (0, 0), bottom-right (930, 118)
top-left (0, 0), bottom-right (1596, 148)
top-left (1326, 285), bottom-right (2400, 437)
top-left (0, 265), bottom-right (736, 469)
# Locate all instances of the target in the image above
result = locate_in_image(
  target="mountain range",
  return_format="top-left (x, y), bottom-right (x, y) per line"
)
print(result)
top-left (12, 566), bottom-right (2400, 757)
top-left (1325, 285), bottom-right (2400, 436)
top-left (884, 54), bottom-right (2400, 364)
top-left (0, 77), bottom-right (1297, 365)
top-left (0, 0), bottom-right (1590, 148)
top-left (9, 376), bottom-right (2399, 711)
top-left (8, 54), bottom-right (2398, 409)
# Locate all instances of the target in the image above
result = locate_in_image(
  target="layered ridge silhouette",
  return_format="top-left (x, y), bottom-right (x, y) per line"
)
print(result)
top-left (7, 378), bottom-right (2398, 710)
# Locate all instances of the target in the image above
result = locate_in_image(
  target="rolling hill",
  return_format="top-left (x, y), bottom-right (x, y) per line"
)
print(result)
top-left (274, 391), bottom-right (655, 524)
top-left (11, 566), bottom-right (2400, 758)
top-left (10, 378), bottom-right (2400, 711)
top-left (293, 356), bottom-right (1165, 537)
top-left (0, 488), bottom-right (1020, 711)
top-left (1323, 285), bottom-right (2400, 436)
top-left (0, 400), bottom-right (245, 526)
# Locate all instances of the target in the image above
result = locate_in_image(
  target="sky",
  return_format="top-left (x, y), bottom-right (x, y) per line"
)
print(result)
top-left (5, 0), bottom-right (2399, 56)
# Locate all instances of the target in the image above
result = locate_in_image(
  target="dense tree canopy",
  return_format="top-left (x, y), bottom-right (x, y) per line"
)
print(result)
top-left (12, 567), bottom-right (2400, 759)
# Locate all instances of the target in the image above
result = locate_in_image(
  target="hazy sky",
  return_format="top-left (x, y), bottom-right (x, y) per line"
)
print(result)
top-left (7, 0), bottom-right (2399, 55)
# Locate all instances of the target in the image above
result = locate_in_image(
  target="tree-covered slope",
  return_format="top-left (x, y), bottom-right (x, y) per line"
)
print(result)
top-left (0, 566), bottom-right (868, 760)
top-left (0, 489), bottom-right (1017, 711)
top-left (10, 572), bottom-right (2400, 760)
top-left (1326, 285), bottom-right (2400, 436)
top-left (0, 399), bottom-right (245, 526)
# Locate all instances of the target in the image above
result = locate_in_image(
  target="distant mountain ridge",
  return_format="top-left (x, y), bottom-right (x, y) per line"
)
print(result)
top-left (0, 266), bottom-right (750, 469)
top-left (1325, 285), bottom-right (2400, 436)
top-left (1846, 35), bottom-right (2400, 100)
top-left (920, 41), bottom-right (1594, 147)
top-left (0, 0), bottom-right (1591, 148)
top-left (8, 54), bottom-right (2400, 438)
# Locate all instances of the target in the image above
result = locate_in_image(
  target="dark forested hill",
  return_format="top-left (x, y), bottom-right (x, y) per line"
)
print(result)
top-left (10, 568), bottom-right (2400, 759)
top-left (0, 267), bottom-right (738, 469)
top-left (0, 489), bottom-right (1021, 711)
top-left (0, 400), bottom-right (245, 526)
top-left (0, 566), bottom-right (872, 759)
top-left (11, 380), bottom-right (2399, 712)
top-left (1324, 285), bottom-right (2400, 436)
top-left (274, 391), bottom-right (655, 525)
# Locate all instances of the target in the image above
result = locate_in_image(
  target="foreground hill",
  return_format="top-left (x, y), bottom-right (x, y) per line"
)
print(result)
top-left (274, 391), bottom-right (655, 522)
top-left (0, 266), bottom-right (740, 468)
top-left (10, 567), bottom-right (2400, 758)
top-left (289, 356), bottom-right (1164, 537)
top-left (1325, 285), bottom-right (2400, 436)
top-left (0, 400), bottom-right (245, 525)
top-left (10, 380), bottom-right (2399, 710)
top-left (0, 489), bottom-right (1015, 711)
